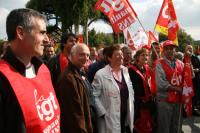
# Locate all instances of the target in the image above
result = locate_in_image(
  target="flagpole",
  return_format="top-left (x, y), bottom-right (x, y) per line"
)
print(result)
top-left (152, 0), bottom-right (166, 58)
top-left (126, 0), bottom-right (148, 37)
top-left (126, 0), bottom-right (159, 58)
top-left (136, 17), bottom-right (160, 58)
top-left (136, 18), bottom-right (148, 37)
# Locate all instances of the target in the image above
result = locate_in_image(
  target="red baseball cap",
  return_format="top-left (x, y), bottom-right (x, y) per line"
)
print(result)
top-left (162, 40), bottom-right (177, 48)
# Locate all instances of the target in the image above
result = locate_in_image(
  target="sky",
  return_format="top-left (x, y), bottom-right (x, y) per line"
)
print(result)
top-left (0, 0), bottom-right (200, 40)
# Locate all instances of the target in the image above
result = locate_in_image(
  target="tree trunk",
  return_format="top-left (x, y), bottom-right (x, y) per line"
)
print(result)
top-left (74, 24), bottom-right (79, 35)
top-left (117, 33), bottom-right (120, 44)
top-left (113, 33), bottom-right (119, 44)
top-left (83, 21), bottom-right (88, 45)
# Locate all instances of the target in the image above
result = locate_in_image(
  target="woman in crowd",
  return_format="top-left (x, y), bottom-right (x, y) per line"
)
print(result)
top-left (92, 45), bottom-right (134, 133)
top-left (129, 48), bottom-right (156, 133)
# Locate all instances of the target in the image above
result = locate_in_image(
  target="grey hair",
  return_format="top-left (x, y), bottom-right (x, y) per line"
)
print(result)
top-left (69, 43), bottom-right (89, 60)
top-left (6, 8), bottom-right (47, 41)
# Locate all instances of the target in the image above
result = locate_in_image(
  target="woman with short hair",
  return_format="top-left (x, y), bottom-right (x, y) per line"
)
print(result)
top-left (129, 48), bottom-right (156, 133)
top-left (92, 45), bottom-right (134, 133)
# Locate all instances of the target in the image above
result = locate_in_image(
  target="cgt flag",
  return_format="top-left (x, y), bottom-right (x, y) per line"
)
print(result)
top-left (182, 54), bottom-right (194, 117)
top-left (125, 30), bottom-right (136, 50)
top-left (155, 0), bottom-right (179, 45)
top-left (124, 26), bottom-right (148, 50)
top-left (147, 31), bottom-right (158, 49)
top-left (95, 0), bottom-right (137, 33)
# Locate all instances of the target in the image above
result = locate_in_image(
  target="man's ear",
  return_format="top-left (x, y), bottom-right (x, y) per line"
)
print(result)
top-left (16, 26), bottom-right (24, 40)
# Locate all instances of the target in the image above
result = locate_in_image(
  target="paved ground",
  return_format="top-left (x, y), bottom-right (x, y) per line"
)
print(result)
top-left (182, 116), bottom-right (200, 133)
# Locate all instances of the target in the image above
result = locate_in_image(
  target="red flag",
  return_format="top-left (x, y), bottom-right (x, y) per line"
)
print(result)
top-left (95, 0), bottom-right (137, 33)
top-left (182, 54), bottom-right (194, 117)
top-left (155, 0), bottom-right (179, 45)
top-left (155, 0), bottom-right (168, 35)
top-left (126, 30), bottom-right (136, 50)
top-left (127, 27), bottom-right (148, 50)
top-left (147, 31), bottom-right (158, 49)
top-left (168, 0), bottom-right (179, 44)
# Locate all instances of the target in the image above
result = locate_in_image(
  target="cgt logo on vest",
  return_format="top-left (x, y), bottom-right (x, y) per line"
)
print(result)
top-left (34, 89), bottom-right (58, 121)
top-left (171, 72), bottom-right (182, 86)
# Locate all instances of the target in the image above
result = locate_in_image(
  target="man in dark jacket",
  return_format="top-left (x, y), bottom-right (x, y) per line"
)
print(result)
top-left (42, 44), bottom-right (55, 64)
top-left (48, 33), bottom-right (77, 89)
top-left (57, 43), bottom-right (93, 133)
top-left (87, 47), bottom-right (109, 83)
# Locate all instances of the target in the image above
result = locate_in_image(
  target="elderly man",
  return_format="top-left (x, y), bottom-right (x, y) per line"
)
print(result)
top-left (57, 43), bottom-right (93, 133)
top-left (0, 8), bottom-right (60, 133)
top-left (184, 44), bottom-right (200, 115)
top-left (156, 40), bottom-right (184, 133)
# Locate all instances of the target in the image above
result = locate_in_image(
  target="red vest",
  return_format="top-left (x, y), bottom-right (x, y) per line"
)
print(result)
top-left (130, 64), bottom-right (155, 133)
top-left (159, 59), bottom-right (183, 103)
top-left (129, 64), bottom-right (152, 102)
top-left (0, 60), bottom-right (60, 133)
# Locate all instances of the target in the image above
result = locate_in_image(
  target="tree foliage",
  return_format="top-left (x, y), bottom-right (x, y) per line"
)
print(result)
top-left (26, 0), bottom-right (105, 33)
top-left (159, 29), bottom-right (194, 52)
top-left (0, 39), bottom-right (5, 44)
top-left (88, 29), bottom-right (113, 48)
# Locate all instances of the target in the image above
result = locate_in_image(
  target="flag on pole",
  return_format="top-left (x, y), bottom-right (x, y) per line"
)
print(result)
top-left (168, 0), bottom-right (179, 45)
top-left (182, 54), bottom-right (194, 117)
top-left (95, 0), bottom-right (137, 33)
top-left (147, 31), bottom-right (158, 49)
top-left (123, 26), bottom-right (148, 50)
top-left (155, 0), bottom-right (179, 45)
top-left (126, 30), bottom-right (136, 50)
top-left (155, 0), bottom-right (168, 35)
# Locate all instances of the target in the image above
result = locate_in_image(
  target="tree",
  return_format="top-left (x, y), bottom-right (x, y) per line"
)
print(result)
top-left (178, 29), bottom-right (194, 52)
top-left (26, 0), bottom-right (57, 21)
top-left (159, 29), bottom-right (194, 52)
top-left (0, 39), bottom-right (5, 44)
top-left (88, 29), bottom-right (113, 48)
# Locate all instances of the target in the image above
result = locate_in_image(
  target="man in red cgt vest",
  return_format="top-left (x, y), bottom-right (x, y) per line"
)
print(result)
top-left (0, 8), bottom-right (60, 133)
top-left (155, 40), bottom-right (184, 133)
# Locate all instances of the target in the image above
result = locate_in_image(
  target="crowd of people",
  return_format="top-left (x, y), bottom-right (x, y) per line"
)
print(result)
top-left (0, 8), bottom-right (200, 133)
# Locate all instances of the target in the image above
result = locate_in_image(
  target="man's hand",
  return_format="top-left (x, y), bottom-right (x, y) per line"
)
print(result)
top-left (169, 86), bottom-right (182, 93)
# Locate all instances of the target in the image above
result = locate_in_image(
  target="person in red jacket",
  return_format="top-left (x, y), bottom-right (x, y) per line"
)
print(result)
top-left (48, 33), bottom-right (77, 88)
top-left (0, 8), bottom-right (60, 133)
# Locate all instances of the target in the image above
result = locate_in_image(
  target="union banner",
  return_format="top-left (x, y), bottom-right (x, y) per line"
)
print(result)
top-left (95, 0), bottom-right (137, 33)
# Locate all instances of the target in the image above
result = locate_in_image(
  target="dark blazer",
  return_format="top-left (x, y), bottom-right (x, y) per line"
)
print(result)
top-left (87, 59), bottom-right (108, 83)
top-left (48, 53), bottom-right (61, 88)
top-left (57, 62), bottom-right (93, 133)
top-left (191, 55), bottom-right (200, 106)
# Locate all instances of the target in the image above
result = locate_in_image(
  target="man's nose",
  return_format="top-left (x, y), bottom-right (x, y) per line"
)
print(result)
top-left (44, 34), bottom-right (50, 45)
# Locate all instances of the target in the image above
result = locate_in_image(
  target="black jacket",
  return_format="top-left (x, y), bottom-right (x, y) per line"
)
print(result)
top-left (0, 47), bottom-right (43, 133)
top-left (87, 59), bottom-right (108, 83)
top-left (47, 53), bottom-right (61, 89)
